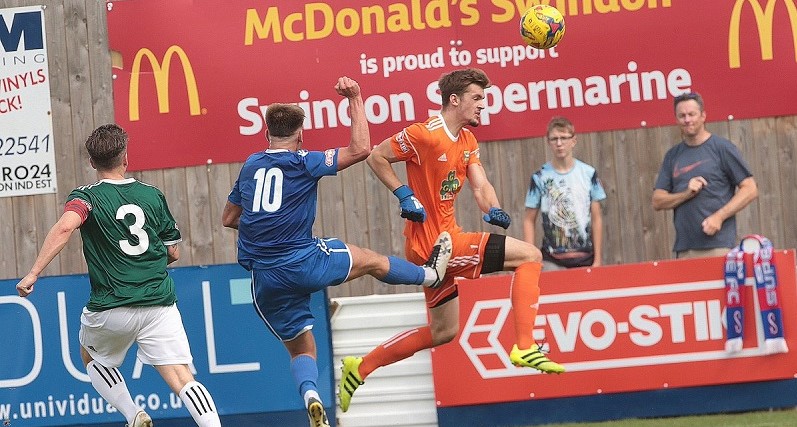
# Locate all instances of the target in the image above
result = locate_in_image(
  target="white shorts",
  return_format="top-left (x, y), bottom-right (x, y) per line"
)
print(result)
top-left (78, 304), bottom-right (193, 368)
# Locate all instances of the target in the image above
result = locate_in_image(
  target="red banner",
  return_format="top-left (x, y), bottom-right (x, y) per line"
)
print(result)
top-left (431, 250), bottom-right (797, 407)
top-left (107, 1), bottom-right (797, 170)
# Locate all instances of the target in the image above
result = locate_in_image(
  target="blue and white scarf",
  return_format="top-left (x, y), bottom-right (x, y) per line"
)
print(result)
top-left (724, 235), bottom-right (788, 354)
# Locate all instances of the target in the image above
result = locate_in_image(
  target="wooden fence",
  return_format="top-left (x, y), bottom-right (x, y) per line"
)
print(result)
top-left (3, 0), bottom-right (797, 301)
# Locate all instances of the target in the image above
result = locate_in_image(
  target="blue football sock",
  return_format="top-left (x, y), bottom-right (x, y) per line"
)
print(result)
top-left (290, 354), bottom-right (318, 398)
top-left (383, 256), bottom-right (425, 285)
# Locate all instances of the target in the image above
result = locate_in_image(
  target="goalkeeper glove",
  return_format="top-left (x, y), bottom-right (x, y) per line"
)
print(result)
top-left (483, 207), bottom-right (511, 229)
top-left (393, 185), bottom-right (426, 223)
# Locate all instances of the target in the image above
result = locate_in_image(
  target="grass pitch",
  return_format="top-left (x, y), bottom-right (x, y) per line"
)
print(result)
top-left (534, 408), bottom-right (797, 427)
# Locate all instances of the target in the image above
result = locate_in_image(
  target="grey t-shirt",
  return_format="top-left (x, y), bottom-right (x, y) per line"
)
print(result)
top-left (654, 135), bottom-right (753, 252)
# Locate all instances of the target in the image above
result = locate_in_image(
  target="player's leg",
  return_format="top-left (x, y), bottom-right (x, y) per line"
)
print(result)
top-left (79, 307), bottom-right (151, 426)
top-left (346, 232), bottom-right (452, 288)
top-left (339, 234), bottom-right (461, 412)
top-left (250, 266), bottom-right (330, 425)
top-left (81, 347), bottom-right (149, 426)
top-left (499, 235), bottom-right (540, 350)
top-left (339, 284), bottom-right (461, 412)
top-left (501, 236), bottom-right (564, 373)
top-left (137, 305), bottom-right (221, 426)
top-left (153, 364), bottom-right (220, 426)
top-left (283, 331), bottom-right (330, 427)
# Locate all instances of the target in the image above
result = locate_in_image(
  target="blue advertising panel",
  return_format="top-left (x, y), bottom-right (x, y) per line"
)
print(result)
top-left (0, 264), bottom-right (334, 426)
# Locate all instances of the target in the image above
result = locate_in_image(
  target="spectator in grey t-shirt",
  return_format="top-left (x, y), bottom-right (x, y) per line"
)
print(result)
top-left (652, 92), bottom-right (758, 259)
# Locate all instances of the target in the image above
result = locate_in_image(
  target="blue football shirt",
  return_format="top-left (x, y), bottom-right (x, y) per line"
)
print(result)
top-left (228, 148), bottom-right (338, 269)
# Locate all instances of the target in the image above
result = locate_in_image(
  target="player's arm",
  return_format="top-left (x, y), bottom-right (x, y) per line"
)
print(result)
top-left (334, 77), bottom-right (371, 171)
top-left (467, 163), bottom-right (500, 212)
top-left (651, 176), bottom-right (707, 211)
top-left (221, 201), bottom-right (242, 230)
top-left (367, 137), bottom-right (427, 222)
top-left (590, 200), bottom-right (603, 267)
top-left (17, 210), bottom-right (82, 297)
top-left (522, 208), bottom-right (539, 245)
top-left (366, 137), bottom-right (403, 191)
top-left (468, 163), bottom-right (511, 228)
top-left (166, 244), bottom-right (180, 265)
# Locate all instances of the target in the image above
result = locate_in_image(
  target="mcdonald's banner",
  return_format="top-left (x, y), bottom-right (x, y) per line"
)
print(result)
top-left (107, 1), bottom-right (797, 171)
top-left (431, 250), bottom-right (797, 410)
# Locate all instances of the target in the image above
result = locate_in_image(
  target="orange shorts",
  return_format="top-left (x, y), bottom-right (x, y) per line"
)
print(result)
top-left (407, 231), bottom-right (490, 308)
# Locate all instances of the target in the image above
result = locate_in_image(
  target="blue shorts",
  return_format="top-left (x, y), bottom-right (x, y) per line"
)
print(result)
top-left (251, 238), bottom-right (352, 341)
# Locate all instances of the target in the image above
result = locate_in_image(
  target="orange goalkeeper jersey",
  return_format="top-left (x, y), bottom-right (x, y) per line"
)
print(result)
top-left (389, 115), bottom-right (481, 257)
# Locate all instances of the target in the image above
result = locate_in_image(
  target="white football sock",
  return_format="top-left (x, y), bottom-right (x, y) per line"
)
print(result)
top-left (86, 361), bottom-right (140, 424)
top-left (179, 381), bottom-right (221, 427)
top-left (303, 389), bottom-right (321, 408)
top-left (422, 266), bottom-right (438, 285)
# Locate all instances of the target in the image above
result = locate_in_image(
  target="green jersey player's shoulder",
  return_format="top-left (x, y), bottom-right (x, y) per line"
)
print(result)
top-left (74, 180), bottom-right (103, 191)
top-left (67, 180), bottom-right (103, 200)
top-left (136, 180), bottom-right (169, 199)
top-left (134, 178), bottom-right (160, 190)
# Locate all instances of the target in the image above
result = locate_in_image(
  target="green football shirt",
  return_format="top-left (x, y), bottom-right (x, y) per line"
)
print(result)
top-left (67, 178), bottom-right (181, 311)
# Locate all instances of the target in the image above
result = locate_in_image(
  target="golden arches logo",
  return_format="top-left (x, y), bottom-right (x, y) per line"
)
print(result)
top-left (729, 0), bottom-right (797, 68)
top-left (129, 45), bottom-right (201, 121)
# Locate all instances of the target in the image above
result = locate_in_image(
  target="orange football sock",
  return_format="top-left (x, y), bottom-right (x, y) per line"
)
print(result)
top-left (359, 326), bottom-right (433, 380)
top-left (511, 261), bottom-right (541, 349)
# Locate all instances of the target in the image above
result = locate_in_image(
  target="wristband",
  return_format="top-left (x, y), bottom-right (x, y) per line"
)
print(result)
top-left (393, 185), bottom-right (413, 200)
